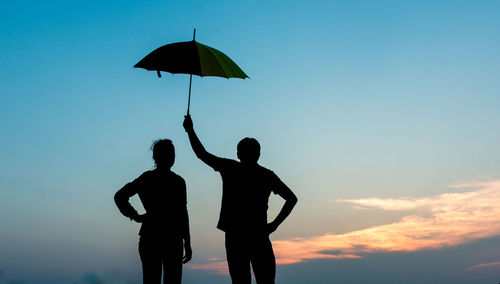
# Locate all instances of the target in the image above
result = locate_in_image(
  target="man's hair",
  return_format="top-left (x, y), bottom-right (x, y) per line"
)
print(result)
top-left (151, 139), bottom-right (175, 168)
top-left (237, 137), bottom-right (260, 163)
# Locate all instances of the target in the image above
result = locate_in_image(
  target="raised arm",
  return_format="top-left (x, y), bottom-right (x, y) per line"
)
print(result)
top-left (267, 178), bottom-right (298, 234)
top-left (183, 115), bottom-right (220, 168)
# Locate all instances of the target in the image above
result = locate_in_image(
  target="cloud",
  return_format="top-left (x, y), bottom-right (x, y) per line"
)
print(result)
top-left (187, 261), bottom-right (229, 275)
top-left (334, 182), bottom-right (488, 211)
top-left (464, 261), bottom-right (500, 271)
top-left (273, 180), bottom-right (500, 264)
top-left (188, 180), bottom-right (500, 274)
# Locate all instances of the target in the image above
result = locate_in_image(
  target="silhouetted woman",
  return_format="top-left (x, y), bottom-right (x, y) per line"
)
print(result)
top-left (115, 139), bottom-right (192, 284)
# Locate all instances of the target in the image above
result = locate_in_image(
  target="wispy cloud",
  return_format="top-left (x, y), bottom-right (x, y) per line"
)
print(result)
top-left (189, 180), bottom-right (500, 273)
top-left (334, 181), bottom-right (492, 211)
top-left (187, 260), bottom-right (229, 275)
top-left (274, 180), bottom-right (500, 264)
top-left (464, 261), bottom-right (500, 271)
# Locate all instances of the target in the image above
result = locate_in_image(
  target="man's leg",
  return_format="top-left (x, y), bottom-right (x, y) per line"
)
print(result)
top-left (250, 234), bottom-right (276, 284)
top-left (225, 233), bottom-right (252, 284)
top-left (139, 236), bottom-right (162, 284)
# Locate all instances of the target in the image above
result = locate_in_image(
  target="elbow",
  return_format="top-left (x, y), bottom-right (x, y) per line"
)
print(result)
top-left (114, 191), bottom-right (123, 205)
top-left (195, 151), bottom-right (211, 164)
top-left (288, 194), bottom-right (298, 207)
top-left (194, 151), bottom-right (204, 160)
top-left (194, 149), bottom-right (208, 160)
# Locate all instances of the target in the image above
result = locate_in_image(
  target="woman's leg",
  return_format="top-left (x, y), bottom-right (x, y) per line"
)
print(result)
top-left (162, 235), bottom-right (184, 284)
top-left (139, 236), bottom-right (162, 284)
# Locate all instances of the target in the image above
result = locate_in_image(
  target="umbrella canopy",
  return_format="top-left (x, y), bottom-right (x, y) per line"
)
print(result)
top-left (134, 29), bottom-right (248, 115)
top-left (134, 40), bottom-right (248, 79)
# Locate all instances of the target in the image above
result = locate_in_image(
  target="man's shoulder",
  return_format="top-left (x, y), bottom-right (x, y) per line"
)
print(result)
top-left (214, 158), bottom-right (238, 171)
top-left (220, 157), bottom-right (238, 164)
top-left (256, 164), bottom-right (276, 176)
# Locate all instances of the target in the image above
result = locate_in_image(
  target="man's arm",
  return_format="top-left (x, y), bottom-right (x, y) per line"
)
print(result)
top-left (183, 115), bottom-right (220, 168)
top-left (267, 179), bottom-right (298, 234)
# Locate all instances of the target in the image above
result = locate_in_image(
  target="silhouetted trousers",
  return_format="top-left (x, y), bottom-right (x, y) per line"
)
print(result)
top-left (139, 235), bottom-right (183, 284)
top-left (225, 232), bottom-right (276, 284)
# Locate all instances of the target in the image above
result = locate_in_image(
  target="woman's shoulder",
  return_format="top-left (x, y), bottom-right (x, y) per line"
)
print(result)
top-left (139, 170), bottom-right (155, 178)
top-left (169, 171), bottom-right (185, 183)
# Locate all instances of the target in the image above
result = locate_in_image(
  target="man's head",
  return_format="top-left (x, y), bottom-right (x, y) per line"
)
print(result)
top-left (237, 137), bottom-right (260, 164)
top-left (151, 139), bottom-right (175, 169)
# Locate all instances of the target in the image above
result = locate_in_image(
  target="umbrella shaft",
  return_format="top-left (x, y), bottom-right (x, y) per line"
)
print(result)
top-left (187, 74), bottom-right (192, 115)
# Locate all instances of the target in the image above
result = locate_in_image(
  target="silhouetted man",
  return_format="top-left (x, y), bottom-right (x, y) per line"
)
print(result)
top-left (114, 139), bottom-right (192, 284)
top-left (183, 115), bottom-right (297, 284)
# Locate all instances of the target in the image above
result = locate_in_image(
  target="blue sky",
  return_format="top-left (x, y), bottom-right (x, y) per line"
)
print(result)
top-left (1, 1), bottom-right (500, 283)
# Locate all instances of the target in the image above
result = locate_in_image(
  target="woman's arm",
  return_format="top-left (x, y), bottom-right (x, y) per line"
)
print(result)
top-left (114, 181), bottom-right (143, 222)
top-left (181, 178), bottom-right (192, 264)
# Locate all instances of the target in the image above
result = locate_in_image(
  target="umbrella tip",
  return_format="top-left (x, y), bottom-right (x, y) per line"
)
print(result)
top-left (157, 70), bottom-right (162, 78)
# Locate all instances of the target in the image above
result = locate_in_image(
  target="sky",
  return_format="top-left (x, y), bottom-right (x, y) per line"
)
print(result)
top-left (1, 0), bottom-right (500, 283)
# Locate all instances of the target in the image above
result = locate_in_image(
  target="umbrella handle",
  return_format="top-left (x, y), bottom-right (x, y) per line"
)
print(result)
top-left (187, 74), bottom-right (192, 115)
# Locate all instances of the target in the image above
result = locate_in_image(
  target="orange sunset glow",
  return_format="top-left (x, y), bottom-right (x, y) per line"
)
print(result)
top-left (190, 180), bottom-right (500, 274)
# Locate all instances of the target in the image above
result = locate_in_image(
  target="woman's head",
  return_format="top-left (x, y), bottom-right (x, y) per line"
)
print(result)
top-left (151, 139), bottom-right (175, 169)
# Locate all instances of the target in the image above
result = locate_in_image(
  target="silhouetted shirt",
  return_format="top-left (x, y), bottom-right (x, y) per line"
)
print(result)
top-left (114, 169), bottom-right (189, 238)
top-left (210, 158), bottom-right (289, 233)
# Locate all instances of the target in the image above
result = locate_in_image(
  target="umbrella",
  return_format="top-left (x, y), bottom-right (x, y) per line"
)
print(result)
top-left (134, 29), bottom-right (248, 115)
